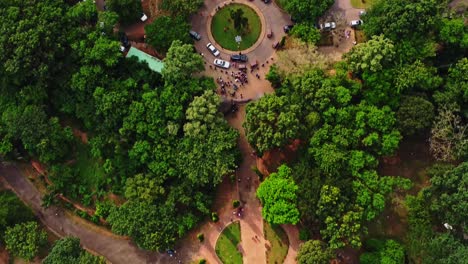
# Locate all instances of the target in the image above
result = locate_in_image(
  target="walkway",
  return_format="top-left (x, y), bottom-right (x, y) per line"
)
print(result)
top-left (0, 163), bottom-right (170, 264)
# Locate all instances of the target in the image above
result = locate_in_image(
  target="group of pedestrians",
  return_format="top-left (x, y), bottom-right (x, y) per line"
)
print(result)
top-left (216, 69), bottom-right (251, 99)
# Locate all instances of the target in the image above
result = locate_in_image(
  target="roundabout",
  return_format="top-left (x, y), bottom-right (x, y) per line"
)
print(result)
top-left (191, 0), bottom-right (292, 60)
top-left (211, 3), bottom-right (262, 51)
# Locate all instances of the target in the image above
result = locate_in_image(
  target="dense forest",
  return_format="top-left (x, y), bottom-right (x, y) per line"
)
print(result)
top-left (255, 0), bottom-right (467, 262)
top-left (0, 0), bottom-right (238, 252)
top-left (0, 0), bottom-right (466, 262)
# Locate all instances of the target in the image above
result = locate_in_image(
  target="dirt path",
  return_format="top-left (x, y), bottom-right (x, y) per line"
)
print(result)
top-left (0, 163), bottom-right (170, 264)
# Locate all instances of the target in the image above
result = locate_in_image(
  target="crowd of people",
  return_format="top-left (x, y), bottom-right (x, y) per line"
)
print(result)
top-left (216, 69), bottom-right (251, 99)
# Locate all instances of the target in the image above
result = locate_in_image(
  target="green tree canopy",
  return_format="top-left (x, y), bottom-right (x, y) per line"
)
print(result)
top-left (396, 96), bottom-right (435, 136)
top-left (360, 239), bottom-right (405, 264)
top-left (284, 0), bottom-right (334, 22)
top-left (439, 18), bottom-right (468, 48)
top-left (296, 240), bottom-right (334, 264)
top-left (107, 0), bottom-right (142, 24)
top-left (145, 16), bottom-right (191, 53)
top-left (256, 165), bottom-right (300, 225)
top-left (43, 237), bottom-right (106, 264)
top-left (4, 221), bottom-right (47, 261)
top-left (0, 191), bottom-right (35, 239)
top-left (344, 35), bottom-right (396, 74)
top-left (424, 163), bottom-right (468, 232)
top-left (160, 0), bottom-right (203, 17)
top-left (244, 94), bottom-right (301, 154)
top-left (290, 23), bottom-right (321, 44)
top-left (162, 40), bottom-right (204, 84)
top-left (230, 8), bottom-right (248, 32)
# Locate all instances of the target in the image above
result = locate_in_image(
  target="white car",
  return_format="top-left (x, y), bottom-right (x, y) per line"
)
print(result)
top-left (350, 20), bottom-right (363, 27)
top-left (141, 13), bottom-right (148, 22)
top-left (320, 22), bottom-right (336, 31)
top-left (214, 59), bottom-right (230, 69)
top-left (206, 43), bottom-right (220, 57)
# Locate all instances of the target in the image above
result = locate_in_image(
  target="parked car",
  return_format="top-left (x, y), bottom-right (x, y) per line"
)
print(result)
top-left (230, 54), bottom-right (248, 62)
top-left (350, 20), bottom-right (363, 28)
top-left (320, 22), bottom-right (336, 31)
top-left (214, 59), bottom-right (230, 69)
top-left (206, 43), bottom-right (220, 57)
top-left (119, 32), bottom-right (130, 52)
top-left (283, 24), bottom-right (294, 33)
top-left (189, 30), bottom-right (201, 41)
top-left (141, 13), bottom-right (148, 22)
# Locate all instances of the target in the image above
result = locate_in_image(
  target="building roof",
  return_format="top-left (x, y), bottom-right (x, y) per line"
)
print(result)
top-left (126, 46), bottom-right (164, 73)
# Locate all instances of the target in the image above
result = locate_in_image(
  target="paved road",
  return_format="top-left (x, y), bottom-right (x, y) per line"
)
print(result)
top-left (0, 163), bottom-right (172, 264)
top-left (191, 0), bottom-right (292, 65)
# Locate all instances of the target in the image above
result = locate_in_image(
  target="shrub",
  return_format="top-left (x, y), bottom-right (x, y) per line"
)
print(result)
top-left (197, 233), bottom-right (204, 242)
top-left (198, 259), bottom-right (207, 264)
top-left (232, 200), bottom-right (241, 208)
top-left (211, 212), bottom-right (219, 222)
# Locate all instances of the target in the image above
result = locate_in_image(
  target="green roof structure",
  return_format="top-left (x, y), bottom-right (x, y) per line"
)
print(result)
top-left (126, 46), bottom-right (164, 73)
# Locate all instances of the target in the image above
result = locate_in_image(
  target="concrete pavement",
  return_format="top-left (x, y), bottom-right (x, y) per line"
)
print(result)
top-left (0, 163), bottom-right (172, 264)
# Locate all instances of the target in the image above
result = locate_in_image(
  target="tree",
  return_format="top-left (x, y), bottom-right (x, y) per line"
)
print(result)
top-left (107, 201), bottom-right (184, 251)
top-left (124, 174), bottom-right (165, 203)
top-left (0, 0), bottom-right (68, 97)
top-left (424, 162), bottom-right (468, 232)
top-left (284, 0), bottom-right (334, 22)
top-left (66, 0), bottom-right (97, 25)
top-left (97, 11), bottom-right (119, 36)
top-left (0, 191), bottom-right (35, 238)
top-left (266, 64), bottom-right (282, 88)
top-left (256, 165), bottom-right (300, 225)
top-left (160, 0), bottom-right (203, 17)
top-left (296, 240), bottom-right (334, 264)
top-left (244, 94), bottom-right (301, 154)
top-left (4, 221), bottom-right (47, 261)
top-left (360, 239), bottom-right (405, 264)
top-left (424, 233), bottom-right (468, 264)
top-left (429, 107), bottom-right (468, 161)
top-left (344, 35), bottom-right (395, 74)
top-left (440, 18), bottom-right (468, 48)
top-left (397, 96), bottom-right (435, 136)
top-left (43, 237), bottom-right (106, 264)
top-left (363, 0), bottom-right (443, 41)
top-left (107, 0), bottom-right (142, 24)
top-left (394, 60), bottom-right (442, 92)
top-left (162, 40), bottom-right (204, 84)
top-left (433, 58), bottom-right (468, 114)
top-left (183, 90), bottom-right (224, 137)
top-left (145, 16), bottom-right (191, 53)
top-left (230, 8), bottom-right (248, 32)
top-left (291, 23), bottom-right (321, 44)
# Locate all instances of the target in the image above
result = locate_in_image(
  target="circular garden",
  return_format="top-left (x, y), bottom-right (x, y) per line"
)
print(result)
top-left (211, 3), bottom-right (262, 51)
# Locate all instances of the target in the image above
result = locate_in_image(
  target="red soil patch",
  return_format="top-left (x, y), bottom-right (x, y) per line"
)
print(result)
top-left (256, 139), bottom-right (301, 175)
top-left (0, 246), bottom-right (9, 264)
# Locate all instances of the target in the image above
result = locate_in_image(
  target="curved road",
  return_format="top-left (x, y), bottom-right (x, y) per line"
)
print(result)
top-left (0, 163), bottom-right (171, 264)
top-left (191, 0), bottom-right (292, 64)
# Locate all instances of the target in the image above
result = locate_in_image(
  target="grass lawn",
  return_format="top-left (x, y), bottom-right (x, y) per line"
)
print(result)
top-left (215, 222), bottom-right (243, 264)
top-left (264, 222), bottom-right (289, 264)
top-left (74, 142), bottom-right (106, 191)
top-left (211, 4), bottom-right (262, 51)
top-left (350, 0), bottom-right (375, 8)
